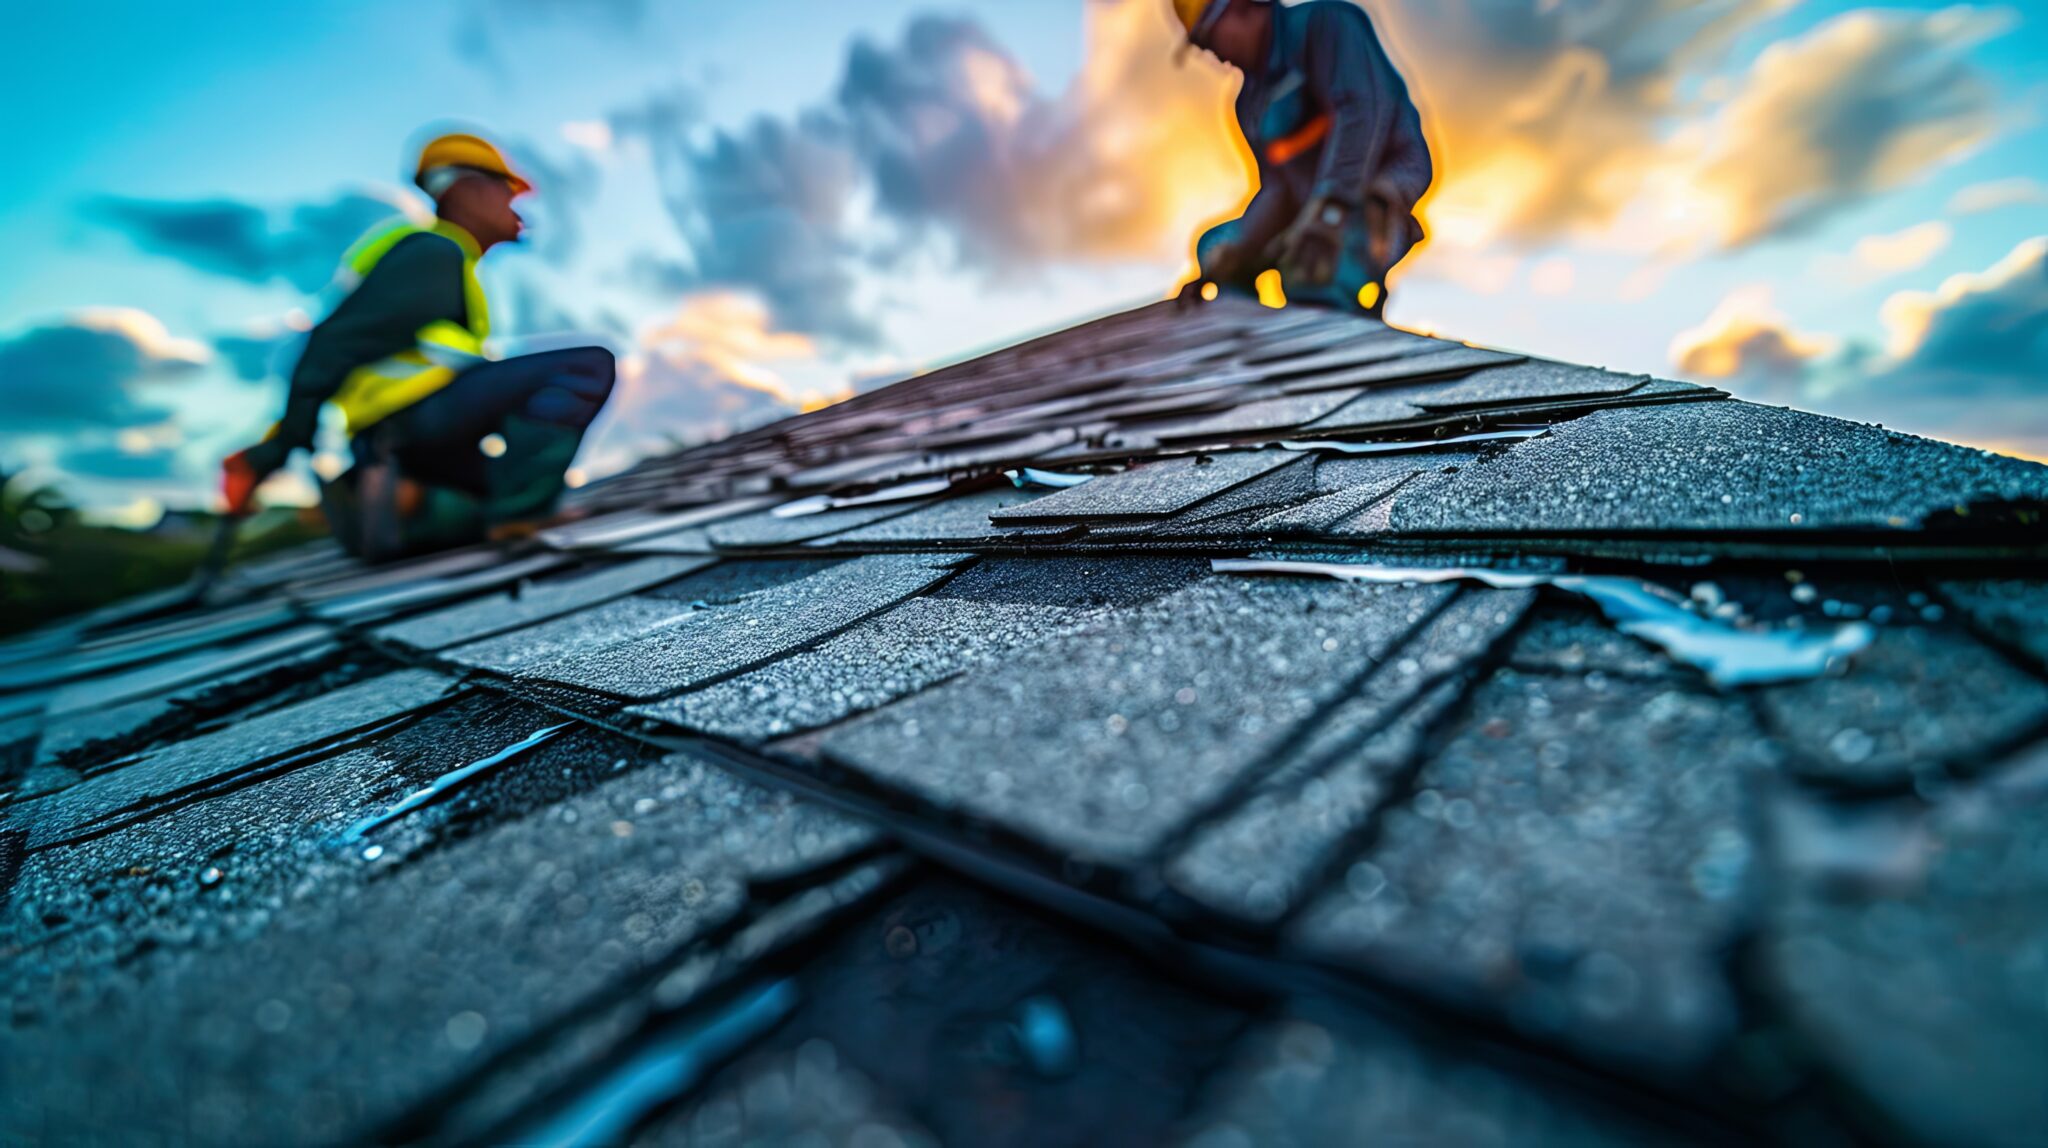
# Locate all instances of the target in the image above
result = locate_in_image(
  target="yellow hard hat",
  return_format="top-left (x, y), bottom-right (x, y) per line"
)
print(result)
top-left (414, 132), bottom-right (531, 196)
top-left (1171, 0), bottom-right (1225, 37)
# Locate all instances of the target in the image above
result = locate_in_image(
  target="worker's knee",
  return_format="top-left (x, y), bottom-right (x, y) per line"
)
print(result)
top-left (1195, 220), bottom-right (1243, 269)
top-left (559, 345), bottom-right (616, 386)
top-left (548, 346), bottom-right (617, 407)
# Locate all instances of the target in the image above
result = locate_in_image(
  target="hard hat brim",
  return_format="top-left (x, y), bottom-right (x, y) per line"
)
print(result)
top-left (416, 165), bottom-right (533, 197)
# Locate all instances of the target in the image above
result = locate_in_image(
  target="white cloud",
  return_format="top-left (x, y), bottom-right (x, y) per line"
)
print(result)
top-left (1669, 284), bottom-right (1836, 399)
top-left (560, 120), bottom-right (614, 152)
top-left (1364, 0), bottom-right (1794, 252)
top-left (1680, 7), bottom-right (2015, 249)
top-left (1877, 235), bottom-right (2048, 371)
top-left (1851, 221), bottom-right (1953, 275)
top-left (1948, 177), bottom-right (2048, 215)
top-left (611, 2), bottom-right (1253, 343)
top-left (1674, 239), bottom-right (2048, 458)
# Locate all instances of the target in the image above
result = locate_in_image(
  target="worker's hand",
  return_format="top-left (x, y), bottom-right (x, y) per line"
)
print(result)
top-left (221, 441), bottom-right (287, 517)
top-left (1272, 197), bottom-right (1346, 288)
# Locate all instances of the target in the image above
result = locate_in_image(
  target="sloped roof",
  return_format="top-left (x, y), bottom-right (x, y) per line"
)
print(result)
top-left (4, 297), bottom-right (2048, 1145)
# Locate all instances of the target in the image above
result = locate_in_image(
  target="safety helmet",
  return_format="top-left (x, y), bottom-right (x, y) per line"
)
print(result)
top-left (1171, 0), bottom-right (1231, 41)
top-left (414, 132), bottom-right (531, 197)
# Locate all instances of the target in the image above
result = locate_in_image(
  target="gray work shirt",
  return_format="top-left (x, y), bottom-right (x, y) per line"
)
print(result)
top-left (1233, 0), bottom-right (1432, 249)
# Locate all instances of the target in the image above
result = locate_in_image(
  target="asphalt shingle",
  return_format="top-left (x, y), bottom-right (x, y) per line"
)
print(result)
top-left (8, 295), bottom-right (2041, 1145)
top-left (1378, 401), bottom-right (2048, 537)
top-left (820, 574), bottom-right (1452, 867)
top-left (375, 555), bottom-right (716, 652)
top-left (1167, 589), bottom-right (1535, 925)
top-left (527, 554), bottom-right (970, 700)
top-left (1290, 667), bottom-right (1772, 1076)
top-left (987, 452), bottom-right (1297, 525)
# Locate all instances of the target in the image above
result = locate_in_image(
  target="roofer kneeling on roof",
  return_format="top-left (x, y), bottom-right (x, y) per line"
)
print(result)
top-left (220, 132), bottom-right (614, 560)
top-left (1172, 0), bottom-right (1431, 318)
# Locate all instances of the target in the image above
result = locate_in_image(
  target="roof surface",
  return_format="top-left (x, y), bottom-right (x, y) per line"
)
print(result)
top-left (5, 297), bottom-right (2048, 1145)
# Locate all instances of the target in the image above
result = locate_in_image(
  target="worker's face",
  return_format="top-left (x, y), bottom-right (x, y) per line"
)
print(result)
top-left (441, 175), bottom-right (526, 249)
top-left (1198, 0), bottom-right (1269, 72)
top-left (470, 177), bottom-right (526, 247)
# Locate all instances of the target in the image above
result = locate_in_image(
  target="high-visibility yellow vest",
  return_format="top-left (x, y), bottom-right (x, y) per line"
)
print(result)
top-left (329, 218), bottom-right (492, 433)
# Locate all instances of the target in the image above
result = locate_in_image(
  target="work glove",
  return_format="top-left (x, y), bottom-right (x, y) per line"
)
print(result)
top-left (1270, 196), bottom-right (1347, 289)
top-left (221, 439), bottom-right (288, 517)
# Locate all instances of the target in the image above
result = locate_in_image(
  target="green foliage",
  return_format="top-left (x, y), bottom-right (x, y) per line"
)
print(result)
top-left (0, 466), bottom-right (327, 637)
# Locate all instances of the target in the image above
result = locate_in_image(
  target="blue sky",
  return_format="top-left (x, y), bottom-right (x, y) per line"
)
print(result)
top-left (3, 0), bottom-right (2044, 518)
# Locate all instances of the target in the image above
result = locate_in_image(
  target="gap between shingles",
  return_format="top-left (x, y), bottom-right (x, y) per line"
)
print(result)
top-left (373, 854), bottom-right (918, 1147)
top-left (27, 703), bottom-right (453, 855)
top-left (1256, 587), bottom-right (1552, 938)
top-left (1140, 588), bottom-right (1468, 868)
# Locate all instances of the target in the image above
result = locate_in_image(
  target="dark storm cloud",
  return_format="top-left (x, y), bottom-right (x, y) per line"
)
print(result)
top-left (1871, 237), bottom-right (2048, 400)
top-left (86, 191), bottom-right (411, 293)
top-left (609, 10), bottom-right (1226, 346)
top-left (619, 98), bottom-right (881, 347)
top-left (0, 311), bottom-right (207, 431)
top-left (1673, 239), bottom-right (2048, 450)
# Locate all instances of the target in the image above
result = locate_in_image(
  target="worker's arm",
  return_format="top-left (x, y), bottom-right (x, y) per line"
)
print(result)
top-left (224, 233), bottom-right (466, 513)
top-left (269, 233), bottom-right (468, 454)
top-left (1302, 3), bottom-right (1399, 210)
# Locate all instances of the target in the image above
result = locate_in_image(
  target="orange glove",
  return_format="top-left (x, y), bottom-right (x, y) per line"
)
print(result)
top-left (221, 442), bottom-right (285, 517)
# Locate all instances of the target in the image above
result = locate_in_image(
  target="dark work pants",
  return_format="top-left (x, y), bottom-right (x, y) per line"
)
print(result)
top-left (368, 345), bottom-right (616, 497)
top-left (332, 345), bottom-right (615, 556)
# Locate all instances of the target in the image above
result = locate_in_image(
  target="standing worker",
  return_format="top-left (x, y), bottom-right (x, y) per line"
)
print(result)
top-left (221, 132), bottom-right (614, 559)
top-left (1173, 0), bottom-right (1432, 317)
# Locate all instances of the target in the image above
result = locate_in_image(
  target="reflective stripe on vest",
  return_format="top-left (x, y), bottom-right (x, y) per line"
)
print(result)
top-left (1265, 111), bottom-right (1331, 166)
top-left (329, 218), bottom-right (492, 433)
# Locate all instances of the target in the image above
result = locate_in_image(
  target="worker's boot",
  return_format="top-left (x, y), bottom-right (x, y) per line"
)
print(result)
top-left (483, 416), bottom-right (583, 538)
